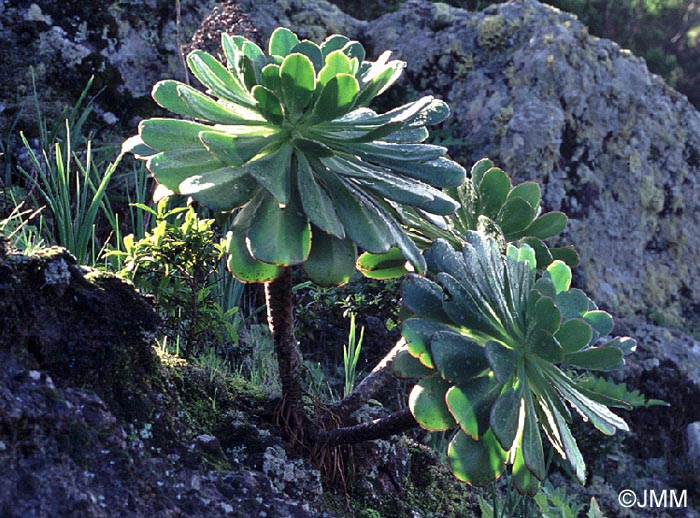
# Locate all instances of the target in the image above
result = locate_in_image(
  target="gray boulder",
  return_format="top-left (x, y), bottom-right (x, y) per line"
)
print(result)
top-left (241, 0), bottom-right (700, 330)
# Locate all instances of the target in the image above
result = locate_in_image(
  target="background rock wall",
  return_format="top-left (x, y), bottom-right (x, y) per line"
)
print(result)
top-left (0, 0), bottom-right (217, 133)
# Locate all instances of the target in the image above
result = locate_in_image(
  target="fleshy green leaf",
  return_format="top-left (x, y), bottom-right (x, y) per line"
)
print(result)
top-left (280, 53), bottom-right (316, 116)
top-left (550, 246), bottom-right (580, 268)
top-left (522, 392), bottom-right (546, 480)
top-left (545, 366), bottom-right (629, 435)
top-left (490, 385), bottom-right (522, 450)
top-left (529, 329), bottom-right (564, 363)
top-left (508, 181), bottom-right (541, 208)
top-left (518, 237), bottom-right (554, 269)
top-left (303, 231), bottom-right (356, 286)
top-left (555, 319), bottom-right (593, 354)
top-left (355, 61), bottom-right (404, 106)
top-left (322, 173), bottom-right (394, 254)
top-left (546, 260), bottom-right (572, 294)
top-left (437, 272), bottom-right (505, 340)
top-left (556, 289), bottom-right (590, 320)
top-left (139, 118), bottom-right (213, 151)
top-left (478, 168), bottom-right (512, 219)
top-left (200, 130), bottom-right (281, 167)
top-left (583, 310), bottom-right (614, 338)
top-left (247, 191), bottom-right (311, 265)
top-left (227, 229), bottom-right (282, 283)
top-left (401, 274), bottom-right (448, 321)
top-left (470, 158), bottom-right (494, 186)
top-left (244, 144), bottom-right (293, 204)
top-left (320, 34), bottom-right (351, 57)
top-left (528, 296), bottom-right (561, 335)
top-left (431, 331), bottom-right (490, 384)
top-left (497, 197), bottom-right (535, 236)
top-left (310, 74), bottom-right (359, 122)
top-left (178, 167), bottom-right (259, 210)
top-left (317, 50), bottom-right (353, 87)
top-left (409, 374), bottom-right (457, 431)
top-left (177, 83), bottom-right (254, 125)
top-left (187, 50), bottom-right (254, 106)
top-left (295, 152), bottom-right (344, 237)
top-left (147, 149), bottom-right (226, 191)
top-left (269, 27), bottom-right (300, 56)
top-left (512, 446), bottom-right (541, 497)
top-left (357, 248), bottom-right (410, 280)
top-left (261, 64), bottom-right (282, 94)
top-left (393, 349), bottom-right (434, 379)
top-left (446, 375), bottom-right (502, 439)
top-left (341, 41), bottom-right (365, 63)
top-left (290, 40), bottom-right (324, 71)
top-left (565, 347), bottom-right (624, 371)
top-left (151, 80), bottom-right (256, 124)
top-left (402, 318), bottom-right (456, 369)
top-left (485, 341), bottom-right (519, 384)
top-left (227, 197), bottom-right (283, 283)
top-left (252, 86), bottom-right (284, 124)
top-left (447, 429), bottom-right (507, 486)
top-left (523, 212), bottom-right (568, 239)
top-left (605, 336), bottom-right (637, 355)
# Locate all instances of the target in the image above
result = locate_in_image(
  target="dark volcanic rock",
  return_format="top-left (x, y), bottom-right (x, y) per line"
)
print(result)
top-left (0, 247), bottom-right (324, 517)
top-left (0, 247), bottom-right (162, 427)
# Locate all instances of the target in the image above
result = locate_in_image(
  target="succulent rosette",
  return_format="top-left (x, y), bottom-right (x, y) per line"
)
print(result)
top-left (125, 28), bottom-right (465, 285)
top-left (394, 231), bottom-right (636, 494)
top-left (358, 158), bottom-right (579, 279)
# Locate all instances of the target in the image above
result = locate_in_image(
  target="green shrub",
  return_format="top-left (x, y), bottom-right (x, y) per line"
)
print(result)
top-left (110, 200), bottom-right (238, 358)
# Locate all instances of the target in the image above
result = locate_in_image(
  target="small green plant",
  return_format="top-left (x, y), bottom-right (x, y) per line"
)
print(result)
top-left (109, 199), bottom-right (238, 358)
top-left (343, 312), bottom-right (365, 398)
top-left (533, 481), bottom-right (586, 518)
top-left (0, 199), bottom-right (46, 253)
top-left (395, 231), bottom-right (635, 494)
top-left (18, 124), bottom-right (122, 265)
top-left (235, 323), bottom-right (280, 392)
top-left (14, 74), bottom-right (121, 266)
top-left (477, 477), bottom-right (585, 518)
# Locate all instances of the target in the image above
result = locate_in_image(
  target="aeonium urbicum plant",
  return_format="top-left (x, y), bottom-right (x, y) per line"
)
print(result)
top-left (394, 231), bottom-right (636, 495)
top-left (124, 28), bottom-right (465, 286)
top-left (122, 28), bottom-right (465, 446)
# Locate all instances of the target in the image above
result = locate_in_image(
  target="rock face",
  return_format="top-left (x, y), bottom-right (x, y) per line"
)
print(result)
top-left (0, 247), bottom-right (324, 517)
top-left (241, 0), bottom-right (700, 330)
top-left (0, 247), bottom-right (163, 426)
top-left (0, 0), bottom-right (228, 134)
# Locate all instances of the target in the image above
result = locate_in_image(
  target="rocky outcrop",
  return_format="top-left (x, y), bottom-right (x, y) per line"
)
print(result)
top-left (0, 247), bottom-right (163, 426)
top-left (0, 247), bottom-right (325, 517)
top-left (241, 0), bottom-right (700, 331)
top-left (0, 246), bottom-right (480, 517)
